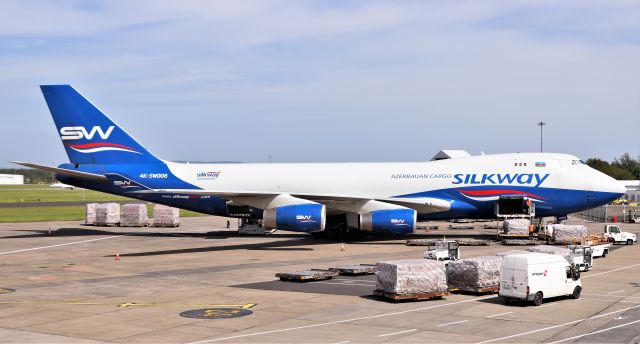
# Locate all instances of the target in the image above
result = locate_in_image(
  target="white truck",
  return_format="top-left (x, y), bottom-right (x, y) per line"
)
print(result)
top-left (583, 235), bottom-right (611, 258)
top-left (590, 244), bottom-right (610, 258)
top-left (603, 224), bottom-right (636, 245)
top-left (499, 253), bottom-right (581, 306)
top-left (424, 240), bottom-right (460, 261)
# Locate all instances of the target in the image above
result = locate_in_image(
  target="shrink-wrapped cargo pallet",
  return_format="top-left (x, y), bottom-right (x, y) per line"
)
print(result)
top-left (503, 219), bottom-right (530, 235)
top-left (85, 203), bottom-right (97, 225)
top-left (552, 225), bottom-right (587, 243)
top-left (153, 205), bottom-right (180, 227)
top-left (376, 260), bottom-right (447, 295)
top-left (95, 203), bottom-right (120, 226)
top-left (526, 245), bottom-right (571, 262)
top-left (120, 204), bottom-right (148, 227)
top-left (446, 256), bottom-right (502, 291)
top-left (495, 250), bottom-right (531, 257)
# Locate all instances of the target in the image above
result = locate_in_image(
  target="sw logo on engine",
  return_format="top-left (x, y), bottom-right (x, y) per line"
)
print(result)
top-left (296, 215), bottom-right (316, 222)
top-left (391, 219), bottom-right (409, 225)
top-left (60, 126), bottom-right (115, 141)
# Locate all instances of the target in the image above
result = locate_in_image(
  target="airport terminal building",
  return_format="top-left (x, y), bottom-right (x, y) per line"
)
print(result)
top-left (0, 174), bottom-right (24, 185)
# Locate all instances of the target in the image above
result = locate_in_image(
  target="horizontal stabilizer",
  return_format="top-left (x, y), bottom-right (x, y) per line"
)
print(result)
top-left (10, 161), bottom-right (108, 182)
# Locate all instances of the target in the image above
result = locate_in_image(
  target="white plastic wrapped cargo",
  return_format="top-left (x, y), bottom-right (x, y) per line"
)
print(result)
top-left (120, 204), bottom-right (148, 227)
top-left (95, 203), bottom-right (120, 226)
top-left (153, 204), bottom-right (180, 227)
top-left (376, 260), bottom-right (447, 295)
top-left (527, 245), bottom-right (571, 262)
top-left (503, 219), bottom-right (530, 235)
top-left (552, 225), bottom-right (587, 243)
top-left (446, 256), bottom-right (502, 290)
top-left (495, 250), bottom-right (531, 257)
top-left (85, 203), bottom-right (97, 225)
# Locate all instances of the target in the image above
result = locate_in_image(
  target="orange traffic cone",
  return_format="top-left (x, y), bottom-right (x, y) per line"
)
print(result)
top-left (115, 252), bottom-right (121, 261)
top-left (340, 243), bottom-right (345, 251)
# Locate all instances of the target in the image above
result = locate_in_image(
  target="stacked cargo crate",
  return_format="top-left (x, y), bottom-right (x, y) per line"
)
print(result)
top-left (120, 204), bottom-right (148, 227)
top-left (153, 204), bottom-right (180, 227)
top-left (95, 203), bottom-right (120, 226)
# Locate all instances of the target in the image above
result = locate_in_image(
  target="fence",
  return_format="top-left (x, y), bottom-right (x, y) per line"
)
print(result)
top-left (572, 205), bottom-right (639, 223)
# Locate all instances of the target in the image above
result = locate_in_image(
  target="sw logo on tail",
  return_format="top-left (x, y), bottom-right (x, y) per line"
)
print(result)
top-left (60, 126), bottom-right (115, 140)
top-left (59, 125), bottom-right (140, 154)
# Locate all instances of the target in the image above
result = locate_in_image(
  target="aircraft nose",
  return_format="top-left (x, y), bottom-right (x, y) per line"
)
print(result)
top-left (594, 176), bottom-right (626, 201)
top-left (587, 168), bottom-right (626, 205)
top-left (611, 180), bottom-right (627, 197)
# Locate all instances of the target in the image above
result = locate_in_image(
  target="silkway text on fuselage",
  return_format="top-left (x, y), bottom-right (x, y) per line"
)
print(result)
top-left (453, 173), bottom-right (550, 187)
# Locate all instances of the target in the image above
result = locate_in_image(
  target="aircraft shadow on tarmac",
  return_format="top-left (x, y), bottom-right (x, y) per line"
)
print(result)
top-left (0, 227), bottom-right (307, 240)
top-left (1, 227), bottom-right (496, 257)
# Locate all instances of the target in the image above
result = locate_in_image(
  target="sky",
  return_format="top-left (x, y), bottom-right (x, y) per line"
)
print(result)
top-left (0, 1), bottom-right (638, 167)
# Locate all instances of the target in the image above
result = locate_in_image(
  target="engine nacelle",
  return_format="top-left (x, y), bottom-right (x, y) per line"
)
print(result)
top-left (361, 208), bottom-right (416, 235)
top-left (263, 203), bottom-right (326, 232)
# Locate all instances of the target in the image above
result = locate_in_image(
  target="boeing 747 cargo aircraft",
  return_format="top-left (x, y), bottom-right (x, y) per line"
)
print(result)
top-left (13, 86), bottom-right (625, 237)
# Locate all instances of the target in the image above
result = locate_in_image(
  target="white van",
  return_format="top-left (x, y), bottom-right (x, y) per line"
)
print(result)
top-left (499, 253), bottom-right (581, 306)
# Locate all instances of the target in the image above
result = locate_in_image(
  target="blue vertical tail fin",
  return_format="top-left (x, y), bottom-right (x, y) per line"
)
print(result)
top-left (40, 85), bottom-right (161, 165)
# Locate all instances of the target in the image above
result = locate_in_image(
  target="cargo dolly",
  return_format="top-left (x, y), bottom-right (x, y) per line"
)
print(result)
top-left (449, 286), bottom-right (499, 295)
top-left (275, 269), bottom-right (338, 282)
top-left (328, 264), bottom-right (377, 276)
top-left (374, 290), bottom-right (449, 302)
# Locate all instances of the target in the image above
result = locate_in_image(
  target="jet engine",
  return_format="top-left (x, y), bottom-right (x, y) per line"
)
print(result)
top-left (361, 208), bottom-right (416, 235)
top-left (263, 203), bottom-right (326, 232)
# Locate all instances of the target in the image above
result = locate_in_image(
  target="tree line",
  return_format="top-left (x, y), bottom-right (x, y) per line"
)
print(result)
top-left (586, 153), bottom-right (639, 180)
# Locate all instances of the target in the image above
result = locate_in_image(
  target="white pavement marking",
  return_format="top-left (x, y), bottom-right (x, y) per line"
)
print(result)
top-left (332, 341), bottom-right (350, 344)
top-left (486, 312), bottom-right (513, 318)
top-left (583, 293), bottom-right (640, 299)
top-left (582, 263), bottom-right (640, 278)
top-left (437, 320), bottom-right (469, 327)
top-left (581, 298), bottom-right (640, 304)
top-left (0, 235), bottom-right (123, 255)
top-left (607, 289), bottom-right (625, 294)
top-left (334, 279), bottom-right (376, 283)
top-left (474, 304), bottom-right (640, 344)
top-left (188, 295), bottom-right (494, 344)
top-left (378, 329), bottom-right (418, 337)
top-left (536, 304), bottom-right (556, 308)
top-left (547, 319), bottom-right (640, 344)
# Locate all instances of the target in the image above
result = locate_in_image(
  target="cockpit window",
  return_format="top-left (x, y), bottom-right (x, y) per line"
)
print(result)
top-left (571, 160), bottom-right (585, 165)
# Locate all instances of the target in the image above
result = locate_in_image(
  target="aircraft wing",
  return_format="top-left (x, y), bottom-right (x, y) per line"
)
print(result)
top-left (10, 161), bottom-right (108, 182)
top-left (132, 189), bottom-right (450, 214)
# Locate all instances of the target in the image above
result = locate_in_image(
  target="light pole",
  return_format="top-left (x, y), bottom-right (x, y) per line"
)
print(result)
top-left (537, 121), bottom-right (546, 152)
